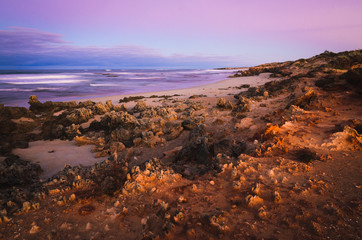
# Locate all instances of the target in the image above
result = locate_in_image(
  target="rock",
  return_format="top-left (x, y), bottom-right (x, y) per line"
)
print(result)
top-left (66, 108), bottom-right (93, 124)
top-left (322, 126), bottom-right (362, 151)
top-left (213, 118), bottom-right (224, 125)
top-left (344, 68), bottom-right (362, 94)
top-left (189, 124), bottom-right (207, 141)
top-left (64, 124), bottom-right (81, 139)
top-left (189, 94), bottom-right (199, 99)
top-left (113, 104), bottom-right (127, 112)
top-left (216, 98), bottom-right (233, 110)
top-left (29, 225), bottom-right (40, 234)
top-left (104, 224), bottom-right (110, 231)
top-left (293, 89), bottom-right (317, 109)
top-left (232, 96), bottom-right (251, 114)
top-left (137, 131), bottom-right (165, 148)
top-left (162, 146), bottom-right (183, 159)
top-left (100, 111), bottom-right (139, 130)
top-left (164, 122), bottom-right (183, 141)
top-left (234, 117), bottom-right (254, 130)
top-left (78, 100), bottom-right (95, 108)
top-left (175, 136), bottom-right (210, 165)
top-left (231, 141), bottom-right (248, 156)
top-left (109, 142), bottom-right (126, 153)
top-left (273, 191), bottom-right (282, 203)
top-left (178, 196), bottom-right (187, 203)
top-left (133, 100), bottom-right (148, 112)
top-left (22, 201), bottom-right (32, 212)
top-left (212, 139), bottom-right (232, 156)
top-left (182, 117), bottom-right (205, 130)
top-left (246, 195), bottom-right (263, 207)
top-left (139, 108), bottom-right (158, 118)
top-left (29, 95), bottom-right (77, 113)
top-left (74, 136), bottom-right (95, 146)
top-left (0, 155), bottom-right (42, 187)
top-left (258, 207), bottom-right (267, 220)
top-left (86, 222), bottom-right (92, 230)
top-left (93, 102), bottom-right (110, 114)
top-left (252, 183), bottom-right (262, 195)
top-left (111, 128), bottom-right (132, 146)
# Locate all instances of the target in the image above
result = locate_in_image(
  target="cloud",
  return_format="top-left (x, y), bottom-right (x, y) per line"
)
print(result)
top-left (0, 27), bottom-right (239, 69)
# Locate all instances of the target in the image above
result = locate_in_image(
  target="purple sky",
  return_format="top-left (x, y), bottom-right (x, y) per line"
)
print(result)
top-left (1, 0), bottom-right (361, 69)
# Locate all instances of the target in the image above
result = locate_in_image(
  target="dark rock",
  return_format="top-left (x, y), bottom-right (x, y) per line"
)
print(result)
top-left (176, 137), bottom-right (210, 165)
top-left (212, 139), bottom-right (247, 157)
top-left (119, 96), bottom-right (144, 103)
top-left (293, 148), bottom-right (320, 163)
top-left (182, 117), bottom-right (205, 130)
top-left (29, 95), bottom-right (77, 113)
top-left (231, 141), bottom-right (247, 156)
top-left (212, 139), bottom-right (232, 156)
top-left (0, 155), bottom-right (42, 188)
top-left (13, 140), bottom-right (29, 149)
top-left (189, 124), bottom-right (207, 141)
top-left (344, 68), bottom-right (362, 94)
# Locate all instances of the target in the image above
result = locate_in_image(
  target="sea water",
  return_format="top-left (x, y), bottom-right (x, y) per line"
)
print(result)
top-left (0, 69), bottom-right (236, 107)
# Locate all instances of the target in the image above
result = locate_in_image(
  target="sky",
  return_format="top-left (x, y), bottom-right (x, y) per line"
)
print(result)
top-left (0, 0), bottom-right (361, 69)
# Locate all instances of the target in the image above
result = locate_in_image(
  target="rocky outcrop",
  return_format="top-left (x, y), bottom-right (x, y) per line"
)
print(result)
top-left (216, 98), bottom-right (233, 110)
top-left (0, 155), bottom-right (42, 187)
top-left (28, 95), bottom-right (77, 114)
top-left (65, 108), bottom-right (93, 124)
top-left (100, 111), bottom-right (139, 130)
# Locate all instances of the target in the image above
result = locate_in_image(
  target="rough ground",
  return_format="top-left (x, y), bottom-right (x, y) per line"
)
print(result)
top-left (0, 50), bottom-right (361, 239)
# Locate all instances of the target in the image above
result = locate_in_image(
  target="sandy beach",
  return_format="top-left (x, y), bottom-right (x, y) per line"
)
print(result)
top-left (0, 50), bottom-right (361, 239)
top-left (87, 73), bottom-right (272, 107)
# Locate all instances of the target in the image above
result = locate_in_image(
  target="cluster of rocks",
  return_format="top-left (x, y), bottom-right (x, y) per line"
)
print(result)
top-left (0, 105), bottom-right (39, 154)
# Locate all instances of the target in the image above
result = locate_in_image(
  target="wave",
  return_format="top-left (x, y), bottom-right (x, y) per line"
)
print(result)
top-left (90, 83), bottom-right (119, 87)
top-left (0, 88), bottom-right (33, 92)
top-left (0, 74), bottom-right (79, 80)
top-left (5, 79), bottom-right (88, 85)
top-left (0, 87), bottom-right (66, 92)
top-left (34, 87), bottom-right (66, 92)
top-left (128, 77), bottom-right (166, 80)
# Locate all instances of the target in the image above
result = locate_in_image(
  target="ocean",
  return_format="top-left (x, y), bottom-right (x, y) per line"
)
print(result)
top-left (0, 69), bottom-right (237, 107)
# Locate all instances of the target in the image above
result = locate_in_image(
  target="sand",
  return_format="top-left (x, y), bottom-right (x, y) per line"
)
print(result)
top-left (86, 73), bottom-right (272, 107)
top-left (12, 140), bottom-right (107, 180)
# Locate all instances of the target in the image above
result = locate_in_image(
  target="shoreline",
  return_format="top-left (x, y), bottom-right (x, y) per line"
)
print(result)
top-left (85, 73), bottom-right (272, 107)
top-left (1, 68), bottom-right (242, 108)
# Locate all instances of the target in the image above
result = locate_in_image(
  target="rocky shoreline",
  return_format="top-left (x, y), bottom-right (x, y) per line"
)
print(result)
top-left (0, 50), bottom-right (361, 239)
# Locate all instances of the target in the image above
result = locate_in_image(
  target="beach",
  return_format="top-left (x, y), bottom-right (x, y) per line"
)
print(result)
top-left (0, 50), bottom-right (361, 239)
